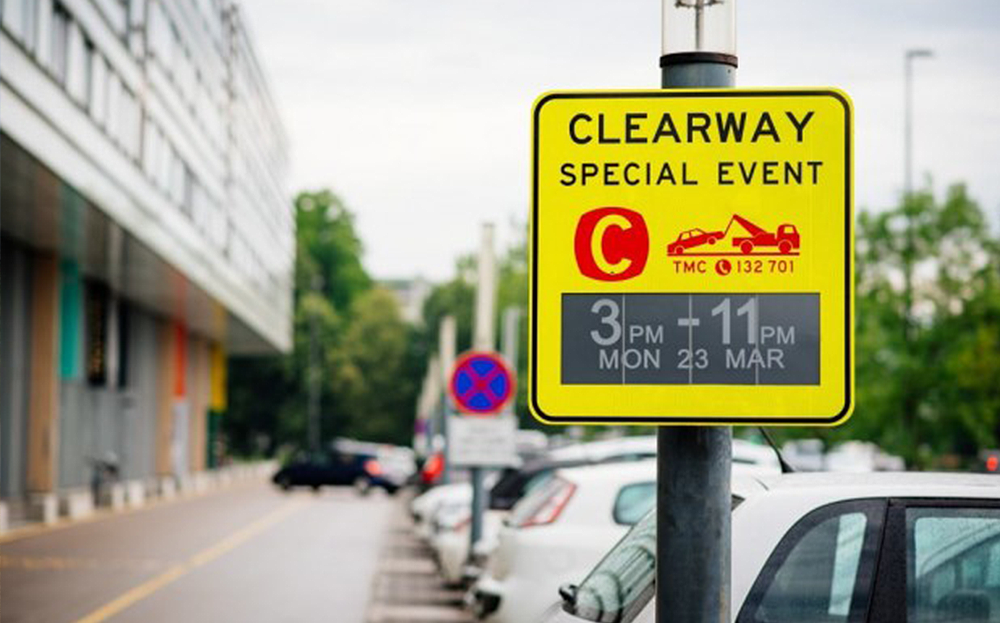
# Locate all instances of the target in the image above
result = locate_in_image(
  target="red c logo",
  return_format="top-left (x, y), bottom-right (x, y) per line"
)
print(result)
top-left (574, 207), bottom-right (649, 281)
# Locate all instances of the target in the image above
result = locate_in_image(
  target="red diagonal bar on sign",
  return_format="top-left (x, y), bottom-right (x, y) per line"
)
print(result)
top-left (456, 361), bottom-right (490, 401)
top-left (477, 367), bottom-right (504, 398)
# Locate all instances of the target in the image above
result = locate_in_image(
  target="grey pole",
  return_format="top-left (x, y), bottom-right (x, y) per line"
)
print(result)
top-left (439, 316), bottom-right (457, 484)
top-left (902, 48), bottom-right (932, 346)
top-left (657, 58), bottom-right (735, 623)
top-left (307, 274), bottom-right (323, 454)
top-left (904, 49), bottom-right (933, 198)
top-left (468, 224), bottom-right (497, 561)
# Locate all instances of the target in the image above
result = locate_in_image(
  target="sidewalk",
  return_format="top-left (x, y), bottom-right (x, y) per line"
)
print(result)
top-left (366, 492), bottom-right (474, 623)
top-left (0, 461), bottom-right (276, 542)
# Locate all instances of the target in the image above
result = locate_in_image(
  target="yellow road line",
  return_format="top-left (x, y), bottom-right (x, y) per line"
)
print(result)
top-left (73, 500), bottom-right (304, 623)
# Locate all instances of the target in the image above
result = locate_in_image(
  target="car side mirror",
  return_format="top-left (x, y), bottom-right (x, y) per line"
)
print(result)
top-left (558, 583), bottom-right (578, 611)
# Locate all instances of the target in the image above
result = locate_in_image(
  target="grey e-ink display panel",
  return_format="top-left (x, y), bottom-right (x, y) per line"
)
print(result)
top-left (561, 293), bottom-right (819, 385)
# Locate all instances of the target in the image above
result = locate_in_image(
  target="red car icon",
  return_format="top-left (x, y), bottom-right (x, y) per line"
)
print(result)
top-left (667, 228), bottom-right (725, 255)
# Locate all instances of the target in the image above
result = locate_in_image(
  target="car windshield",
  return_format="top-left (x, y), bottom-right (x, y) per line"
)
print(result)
top-left (568, 496), bottom-right (744, 623)
top-left (506, 473), bottom-right (559, 526)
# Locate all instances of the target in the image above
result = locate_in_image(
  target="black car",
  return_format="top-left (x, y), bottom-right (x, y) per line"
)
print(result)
top-left (272, 450), bottom-right (399, 494)
top-left (489, 450), bottom-right (658, 511)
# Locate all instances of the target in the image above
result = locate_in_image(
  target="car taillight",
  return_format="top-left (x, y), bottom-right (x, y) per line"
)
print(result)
top-left (987, 455), bottom-right (999, 473)
top-left (364, 459), bottom-right (382, 476)
top-left (521, 481), bottom-right (576, 528)
top-left (421, 453), bottom-right (444, 484)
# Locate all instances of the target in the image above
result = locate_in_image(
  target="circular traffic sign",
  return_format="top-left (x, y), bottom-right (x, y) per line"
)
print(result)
top-left (449, 351), bottom-right (514, 415)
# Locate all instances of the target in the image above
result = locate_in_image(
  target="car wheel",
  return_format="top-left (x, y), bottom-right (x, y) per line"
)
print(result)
top-left (740, 241), bottom-right (754, 255)
top-left (708, 237), bottom-right (717, 245)
top-left (779, 240), bottom-right (793, 254)
top-left (354, 477), bottom-right (372, 496)
top-left (277, 476), bottom-right (292, 491)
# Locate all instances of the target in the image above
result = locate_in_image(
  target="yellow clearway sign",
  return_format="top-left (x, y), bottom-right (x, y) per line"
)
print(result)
top-left (529, 89), bottom-right (854, 426)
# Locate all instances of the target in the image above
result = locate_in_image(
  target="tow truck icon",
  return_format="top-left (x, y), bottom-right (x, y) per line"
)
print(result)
top-left (666, 214), bottom-right (800, 256)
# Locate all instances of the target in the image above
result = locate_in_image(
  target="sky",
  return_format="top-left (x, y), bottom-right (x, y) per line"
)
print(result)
top-left (239, 0), bottom-right (1000, 281)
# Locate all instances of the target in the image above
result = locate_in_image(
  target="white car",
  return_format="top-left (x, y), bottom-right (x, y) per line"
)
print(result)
top-left (546, 436), bottom-right (658, 462)
top-left (411, 482), bottom-right (472, 541)
top-left (433, 438), bottom-right (779, 586)
top-left (430, 437), bottom-right (659, 585)
top-left (543, 472), bottom-right (1000, 623)
top-left (469, 460), bottom-right (659, 623)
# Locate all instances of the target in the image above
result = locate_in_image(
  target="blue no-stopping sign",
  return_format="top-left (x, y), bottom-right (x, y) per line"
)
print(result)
top-left (449, 352), bottom-right (514, 414)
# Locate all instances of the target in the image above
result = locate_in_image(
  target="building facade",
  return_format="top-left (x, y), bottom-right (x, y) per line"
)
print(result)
top-left (0, 0), bottom-right (291, 521)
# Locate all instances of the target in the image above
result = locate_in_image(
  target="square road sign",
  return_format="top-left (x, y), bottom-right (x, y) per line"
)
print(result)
top-left (529, 89), bottom-right (854, 426)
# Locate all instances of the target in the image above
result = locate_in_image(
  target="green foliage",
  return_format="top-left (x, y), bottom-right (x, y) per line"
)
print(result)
top-left (419, 227), bottom-right (538, 427)
top-left (422, 273), bottom-right (475, 354)
top-left (225, 190), bottom-right (423, 455)
top-left (778, 183), bottom-right (1000, 467)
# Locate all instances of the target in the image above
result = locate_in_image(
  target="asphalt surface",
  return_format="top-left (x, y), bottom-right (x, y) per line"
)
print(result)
top-left (0, 481), bottom-right (393, 623)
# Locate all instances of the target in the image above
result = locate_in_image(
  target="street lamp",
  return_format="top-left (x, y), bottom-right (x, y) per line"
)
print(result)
top-left (662, 0), bottom-right (736, 64)
top-left (904, 48), bottom-right (933, 196)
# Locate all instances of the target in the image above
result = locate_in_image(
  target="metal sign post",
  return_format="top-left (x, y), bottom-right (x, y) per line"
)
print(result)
top-left (439, 315), bottom-right (457, 483)
top-left (470, 224), bottom-right (495, 554)
top-left (659, 4), bottom-right (734, 621)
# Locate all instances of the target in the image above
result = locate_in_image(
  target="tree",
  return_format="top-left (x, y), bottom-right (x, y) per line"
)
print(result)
top-left (778, 183), bottom-right (1000, 467)
top-left (226, 190), bottom-right (423, 455)
top-left (338, 288), bottom-right (422, 445)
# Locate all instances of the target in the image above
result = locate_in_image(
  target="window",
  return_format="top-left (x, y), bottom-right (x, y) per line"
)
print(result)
top-left (3, 0), bottom-right (38, 50)
top-left (907, 507), bottom-right (1000, 623)
top-left (738, 500), bottom-right (885, 623)
top-left (65, 21), bottom-right (87, 103)
top-left (613, 482), bottom-right (655, 525)
top-left (88, 50), bottom-right (107, 124)
top-left (49, 2), bottom-right (69, 84)
top-left (508, 475), bottom-right (575, 528)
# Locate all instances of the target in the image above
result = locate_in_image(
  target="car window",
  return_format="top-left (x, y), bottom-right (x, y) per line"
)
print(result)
top-left (738, 500), bottom-right (885, 623)
top-left (906, 507), bottom-right (1000, 623)
top-left (523, 470), bottom-right (554, 496)
top-left (567, 496), bottom-right (743, 623)
top-left (613, 482), bottom-right (656, 525)
top-left (508, 475), bottom-right (566, 527)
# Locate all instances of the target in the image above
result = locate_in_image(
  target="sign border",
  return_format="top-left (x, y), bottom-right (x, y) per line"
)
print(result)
top-left (529, 89), bottom-right (853, 426)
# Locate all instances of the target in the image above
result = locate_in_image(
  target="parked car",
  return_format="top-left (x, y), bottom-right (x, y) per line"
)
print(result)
top-left (543, 472), bottom-right (1000, 623)
top-left (433, 456), bottom-right (607, 586)
top-left (412, 482), bottom-right (473, 541)
top-left (469, 460), bottom-right (659, 623)
top-left (434, 438), bottom-right (779, 586)
top-left (271, 448), bottom-right (399, 494)
top-left (432, 438), bottom-right (661, 585)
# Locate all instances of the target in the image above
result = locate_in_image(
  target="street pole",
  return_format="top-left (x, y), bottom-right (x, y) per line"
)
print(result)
top-left (658, 2), bottom-right (734, 622)
top-left (904, 49), bottom-right (933, 199)
top-left (307, 274), bottom-right (323, 455)
top-left (501, 307), bottom-right (521, 394)
top-left (902, 49), bottom-right (932, 339)
top-left (901, 48), bottom-right (932, 432)
top-left (470, 223), bottom-right (497, 555)
top-left (439, 315), bottom-right (457, 484)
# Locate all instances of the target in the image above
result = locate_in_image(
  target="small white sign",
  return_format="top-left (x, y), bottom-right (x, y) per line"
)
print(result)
top-left (447, 414), bottom-right (519, 467)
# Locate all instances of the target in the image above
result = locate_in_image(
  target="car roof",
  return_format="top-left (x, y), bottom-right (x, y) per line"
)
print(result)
top-left (750, 471), bottom-right (1000, 497)
top-left (548, 436), bottom-right (657, 462)
top-left (555, 458), bottom-right (657, 484)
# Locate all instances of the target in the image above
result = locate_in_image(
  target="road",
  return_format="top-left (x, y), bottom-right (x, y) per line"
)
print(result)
top-left (0, 481), bottom-right (393, 623)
